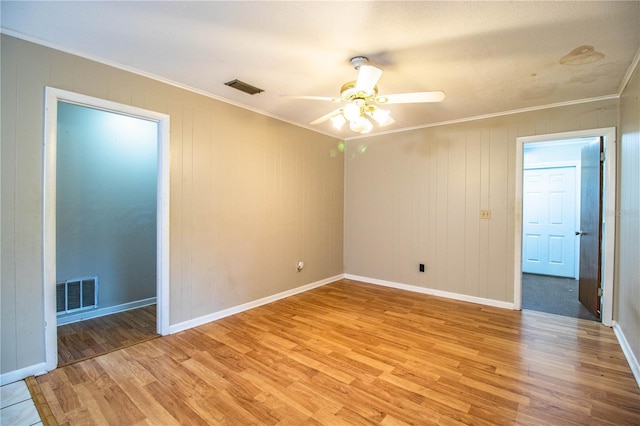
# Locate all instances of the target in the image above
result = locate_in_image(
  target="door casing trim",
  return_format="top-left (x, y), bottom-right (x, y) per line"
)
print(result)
top-left (514, 128), bottom-right (616, 326)
top-left (43, 87), bottom-right (171, 371)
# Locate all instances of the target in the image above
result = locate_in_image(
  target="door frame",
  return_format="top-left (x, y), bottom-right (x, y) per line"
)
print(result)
top-left (43, 87), bottom-right (171, 371)
top-left (514, 128), bottom-right (616, 326)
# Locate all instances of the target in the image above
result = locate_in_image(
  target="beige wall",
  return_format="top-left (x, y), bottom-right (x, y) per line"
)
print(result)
top-left (3, 32), bottom-right (637, 382)
top-left (617, 64), bottom-right (640, 367)
top-left (1, 35), bottom-right (344, 375)
top-left (344, 100), bottom-right (618, 303)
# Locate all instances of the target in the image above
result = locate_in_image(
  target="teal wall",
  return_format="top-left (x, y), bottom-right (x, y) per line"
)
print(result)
top-left (56, 102), bottom-right (158, 311)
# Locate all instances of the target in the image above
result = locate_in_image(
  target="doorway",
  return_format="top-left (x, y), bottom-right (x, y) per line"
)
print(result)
top-left (43, 88), bottom-right (170, 372)
top-left (514, 128), bottom-right (616, 326)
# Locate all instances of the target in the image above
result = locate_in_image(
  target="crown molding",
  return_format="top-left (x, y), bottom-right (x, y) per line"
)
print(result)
top-left (0, 28), bottom-right (622, 143)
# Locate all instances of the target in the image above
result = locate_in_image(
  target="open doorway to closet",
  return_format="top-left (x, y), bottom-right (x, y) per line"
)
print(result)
top-left (515, 128), bottom-right (616, 326)
top-left (55, 101), bottom-right (159, 365)
top-left (521, 138), bottom-right (598, 320)
top-left (43, 88), bottom-right (170, 371)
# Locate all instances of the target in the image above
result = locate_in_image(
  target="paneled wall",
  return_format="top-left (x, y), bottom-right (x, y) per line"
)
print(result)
top-left (344, 101), bottom-right (618, 303)
top-left (1, 35), bottom-right (344, 376)
top-left (618, 64), bottom-right (640, 368)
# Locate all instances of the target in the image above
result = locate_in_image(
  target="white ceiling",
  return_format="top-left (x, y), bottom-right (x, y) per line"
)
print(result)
top-left (2, 1), bottom-right (639, 139)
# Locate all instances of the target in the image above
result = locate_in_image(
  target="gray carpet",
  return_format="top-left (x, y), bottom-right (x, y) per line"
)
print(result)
top-left (522, 273), bottom-right (599, 321)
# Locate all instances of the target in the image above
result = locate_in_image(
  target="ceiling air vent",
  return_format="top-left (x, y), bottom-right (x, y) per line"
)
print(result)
top-left (224, 79), bottom-right (264, 95)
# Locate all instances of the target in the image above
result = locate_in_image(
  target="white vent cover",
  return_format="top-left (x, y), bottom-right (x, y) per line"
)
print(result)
top-left (56, 276), bottom-right (98, 315)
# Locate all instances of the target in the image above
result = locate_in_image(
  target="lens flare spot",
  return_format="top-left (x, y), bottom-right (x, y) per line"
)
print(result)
top-left (337, 141), bottom-right (346, 152)
top-left (359, 145), bottom-right (367, 154)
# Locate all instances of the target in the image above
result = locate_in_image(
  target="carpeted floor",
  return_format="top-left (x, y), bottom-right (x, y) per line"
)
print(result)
top-left (522, 273), bottom-right (599, 321)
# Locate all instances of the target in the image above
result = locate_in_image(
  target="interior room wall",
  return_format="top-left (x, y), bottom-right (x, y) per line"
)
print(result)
top-left (617, 63), bottom-right (640, 372)
top-left (1, 35), bottom-right (344, 377)
top-left (344, 100), bottom-right (618, 304)
top-left (56, 102), bottom-right (158, 311)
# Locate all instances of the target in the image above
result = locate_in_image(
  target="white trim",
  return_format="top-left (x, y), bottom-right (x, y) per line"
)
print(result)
top-left (56, 297), bottom-right (157, 326)
top-left (524, 161), bottom-right (580, 170)
top-left (0, 363), bottom-right (48, 386)
top-left (0, 29), bottom-right (338, 140)
top-left (618, 46), bottom-right (640, 95)
top-left (1, 30), bottom-right (620, 143)
top-left (43, 87), bottom-right (171, 373)
top-left (613, 321), bottom-right (640, 388)
top-left (169, 275), bottom-right (343, 334)
top-left (344, 274), bottom-right (515, 310)
top-left (515, 128), bottom-right (616, 326)
top-left (345, 95), bottom-right (619, 141)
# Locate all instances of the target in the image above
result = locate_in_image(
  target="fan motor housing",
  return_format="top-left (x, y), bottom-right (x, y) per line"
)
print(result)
top-left (340, 81), bottom-right (378, 100)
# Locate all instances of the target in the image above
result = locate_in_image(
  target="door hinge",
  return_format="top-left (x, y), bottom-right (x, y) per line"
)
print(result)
top-left (600, 151), bottom-right (605, 162)
top-left (598, 288), bottom-right (603, 297)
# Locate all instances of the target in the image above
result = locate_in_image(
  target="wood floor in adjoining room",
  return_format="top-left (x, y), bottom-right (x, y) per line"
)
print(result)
top-left (37, 280), bottom-right (639, 425)
top-left (57, 304), bottom-right (158, 366)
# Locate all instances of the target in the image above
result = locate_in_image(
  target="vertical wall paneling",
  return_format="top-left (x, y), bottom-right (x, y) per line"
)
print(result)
top-left (446, 133), bottom-right (466, 295)
top-left (478, 128), bottom-right (492, 297)
top-left (168, 104), bottom-right (184, 325)
top-left (464, 135), bottom-right (481, 296)
top-left (15, 42), bottom-right (49, 369)
top-left (344, 101), bottom-right (619, 306)
top-left (1, 35), bottom-right (344, 379)
top-left (434, 135), bottom-right (449, 291)
top-left (617, 63), bottom-right (640, 379)
top-left (0, 37), bottom-right (19, 373)
top-left (181, 105), bottom-right (194, 321)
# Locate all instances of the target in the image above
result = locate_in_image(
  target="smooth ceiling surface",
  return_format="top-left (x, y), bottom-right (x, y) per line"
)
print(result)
top-left (2, 1), bottom-right (639, 139)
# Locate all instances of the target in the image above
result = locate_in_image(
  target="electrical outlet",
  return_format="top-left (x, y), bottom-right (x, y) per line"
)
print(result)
top-left (480, 209), bottom-right (492, 219)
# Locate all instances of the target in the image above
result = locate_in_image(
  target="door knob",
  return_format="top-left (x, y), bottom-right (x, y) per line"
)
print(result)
top-left (575, 231), bottom-right (584, 236)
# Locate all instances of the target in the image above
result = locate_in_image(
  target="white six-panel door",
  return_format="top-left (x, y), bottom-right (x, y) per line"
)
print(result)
top-left (522, 166), bottom-right (577, 278)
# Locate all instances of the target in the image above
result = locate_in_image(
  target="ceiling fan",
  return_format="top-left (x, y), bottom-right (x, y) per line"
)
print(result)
top-left (283, 56), bottom-right (445, 134)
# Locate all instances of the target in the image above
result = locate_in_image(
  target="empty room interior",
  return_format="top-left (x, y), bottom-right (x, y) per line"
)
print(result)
top-left (1, 2), bottom-right (639, 425)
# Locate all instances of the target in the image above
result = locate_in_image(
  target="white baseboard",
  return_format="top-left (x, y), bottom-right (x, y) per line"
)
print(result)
top-left (613, 321), bottom-right (640, 387)
top-left (57, 297), bottom-right (157, 326)
top-left (344, 274), bottom-right (515, 310)
top-left (0, 362), bottom-right (48, 386)
top-left (169, 275), bottom-right (344, 334)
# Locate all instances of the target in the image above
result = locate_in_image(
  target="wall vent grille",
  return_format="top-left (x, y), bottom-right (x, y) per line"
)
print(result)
top-left (56, 276), bottom-right (98, 315)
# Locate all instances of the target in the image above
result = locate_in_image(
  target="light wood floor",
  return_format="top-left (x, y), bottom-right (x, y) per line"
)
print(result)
top-left (57, 304), bottom-right (158, 366)
top-left (36, 279), bottom-right (639, 425)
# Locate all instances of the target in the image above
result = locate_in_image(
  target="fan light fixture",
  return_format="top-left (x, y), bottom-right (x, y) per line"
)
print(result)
top-left (282, 56), bottom-right (445, 134)
top-left (331, 78), bottom-right (394, 134)
top-left (334, 102), bottom-right (392, 133)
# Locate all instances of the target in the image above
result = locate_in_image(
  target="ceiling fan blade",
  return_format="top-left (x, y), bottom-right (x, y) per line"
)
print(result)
top-left (381, 91), bottom-right (446, 104)
top-left (366, 110), bottom-right (395, 127)
top-left (355, 65), bottom-right (383, 93)
top-left (382, 116), bottom-right (396, 127)
top-left (280, 95), bottom-right (343, 102)
top-left (310, 108), bottom-right (342, 125)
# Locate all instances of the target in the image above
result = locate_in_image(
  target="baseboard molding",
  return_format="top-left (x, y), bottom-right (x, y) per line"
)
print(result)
top-left (344, 274), bottom-right (515, 310)
top-left (169, 275), bottom-right (344, 334)
top-left (613, 321), bottom-right (640, 387)
top-left (0, 362), bottom-right (48, 386)
top-left (56, 297), bottom-right (157, 326)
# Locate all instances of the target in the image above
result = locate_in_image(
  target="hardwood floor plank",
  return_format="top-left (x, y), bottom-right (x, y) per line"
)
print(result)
top-left (57, 304), bottom-right (158, 366)
top-left (34, 279), bottom-right (640, 425)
